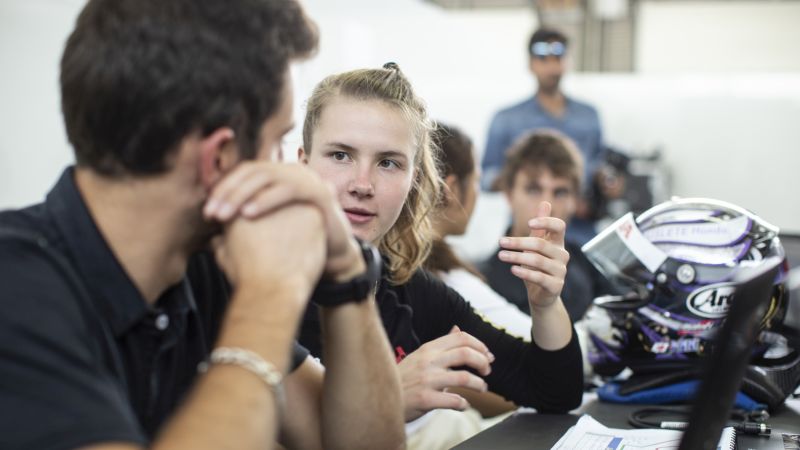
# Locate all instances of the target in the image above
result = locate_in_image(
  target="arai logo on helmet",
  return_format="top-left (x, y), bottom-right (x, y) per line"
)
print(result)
top-left (686, 283), bottom-right (736, 318)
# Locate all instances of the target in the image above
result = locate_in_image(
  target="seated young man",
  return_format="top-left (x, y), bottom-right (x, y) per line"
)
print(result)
top-left (0, 1), bottom-right (404, 449)
top-left (481, 131), bottom-right (617, 322)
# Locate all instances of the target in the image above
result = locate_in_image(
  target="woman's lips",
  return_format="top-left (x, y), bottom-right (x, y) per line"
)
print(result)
top-left (344, 208), bottom-right (376, 225)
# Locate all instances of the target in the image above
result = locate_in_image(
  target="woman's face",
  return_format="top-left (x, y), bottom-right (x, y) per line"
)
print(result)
top-left (301, 96), bottom-right (416, 245)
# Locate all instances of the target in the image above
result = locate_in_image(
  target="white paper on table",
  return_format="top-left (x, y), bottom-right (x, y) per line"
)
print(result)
top-left (550, 415), bottom-right (735, 450)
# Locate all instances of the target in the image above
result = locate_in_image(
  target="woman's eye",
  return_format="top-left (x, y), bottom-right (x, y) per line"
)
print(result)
top-left (379, 159), bottom-right (399, 169)
top-left (332, 151), bottom-right (348, 161)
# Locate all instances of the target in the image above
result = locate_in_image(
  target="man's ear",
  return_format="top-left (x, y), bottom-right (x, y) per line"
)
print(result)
top-left (297, 146), bottom-right (309, 164)
top-left (199, 128), bottom-right (237, 189)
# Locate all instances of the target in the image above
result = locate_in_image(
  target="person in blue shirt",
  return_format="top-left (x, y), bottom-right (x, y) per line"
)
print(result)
top-left (482, 27), bottom-right (604, 192)
top-left (481, 27), bottom-right (606, 244)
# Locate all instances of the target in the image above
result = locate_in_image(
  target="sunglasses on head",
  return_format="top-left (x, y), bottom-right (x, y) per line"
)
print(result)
top-left (530, 41), bottom-right (566, 58)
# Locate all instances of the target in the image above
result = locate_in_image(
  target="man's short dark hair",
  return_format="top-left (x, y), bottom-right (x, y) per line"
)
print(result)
top-left (61, 0), bottom-right (318, 176)
top-left (493, 130), bottom-right (583, 193)
top-left (528, 27), bottom-right (568, 56)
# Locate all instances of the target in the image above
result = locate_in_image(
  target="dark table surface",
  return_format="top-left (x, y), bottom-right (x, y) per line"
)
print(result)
top-left (453, 393), bottom-right (800, 449)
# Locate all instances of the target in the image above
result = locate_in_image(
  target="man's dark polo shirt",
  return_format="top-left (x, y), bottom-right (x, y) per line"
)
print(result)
top-left (0, 168), bottom-right (309, 450)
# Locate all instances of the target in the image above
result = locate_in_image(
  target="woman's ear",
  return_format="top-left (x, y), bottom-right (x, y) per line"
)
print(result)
top-left (297, 146), bottom-right (309, 164)
top-left (199, 127), bottom-right (237, 189)
top-left (443, 173), bottom-right (461, 206)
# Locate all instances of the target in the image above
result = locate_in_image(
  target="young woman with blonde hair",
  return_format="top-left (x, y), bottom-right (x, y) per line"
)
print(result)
top-left (218, 63), bottom-right (583, 448)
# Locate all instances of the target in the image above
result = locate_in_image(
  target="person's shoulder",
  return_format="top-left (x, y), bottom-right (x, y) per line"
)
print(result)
top-left (0, 222), bottom-right (96, 341)
top-left (439, 267), bottom-right (474, 286)
top-left (495, 97), bottom-right (536, 117)
top-left (0, 203), bottom-right (52, 239)
top-left (566, 96), bottom-right (600, 115)
top-left (405, 267), bottom-right (465, 304)
top-left (0, 223), bottom-right (78, 296)
top-left (0, 205), bottom-right (68, 283)
top-left (0, 219), bottom-right (144, 449)
top-left (441, 268), bottom-right (506, 305)
top-left (408, 267), bottom-right (447, 290)
top-left (408, 268), bottom-right (477, 323)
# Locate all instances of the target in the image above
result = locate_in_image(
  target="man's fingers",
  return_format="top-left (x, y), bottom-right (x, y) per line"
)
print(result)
top-left (205, 163), bottom-right (331, 223)
top-left (214, 171), bottom-right (276, 221)
top-left (205, 164), bottom-right (268, 219)
top-left (238, 183), bottom-right (299, 219)
top-left (204, 163), bottom-right (263, 217)
top-left (433, 347), bottom-right (493, 376)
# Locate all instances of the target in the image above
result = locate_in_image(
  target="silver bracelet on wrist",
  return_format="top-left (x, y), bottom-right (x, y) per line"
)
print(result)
top-left (198, 347), bottom-right (283, 390)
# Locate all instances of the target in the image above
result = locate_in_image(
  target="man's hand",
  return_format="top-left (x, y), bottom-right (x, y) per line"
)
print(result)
top-left (204, 161), bottom-right (363, 283)
top-left (211, 204), bottom-right (325, 301)
top-left (496, 201), bottom-right (569, 311)
top-left (398, 326), bottom-right (494, 422)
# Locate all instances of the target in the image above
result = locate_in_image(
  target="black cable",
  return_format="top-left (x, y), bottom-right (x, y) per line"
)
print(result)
top-left (628, 406), bottom-right (772, 436)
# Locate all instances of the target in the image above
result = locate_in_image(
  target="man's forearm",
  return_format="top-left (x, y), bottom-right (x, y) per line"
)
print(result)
top-left (319, 299), bottom-right (405, 450)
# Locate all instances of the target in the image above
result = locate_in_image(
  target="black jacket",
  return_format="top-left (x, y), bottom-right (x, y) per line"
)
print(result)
top-left (300, 267), bottom-right (583, 413)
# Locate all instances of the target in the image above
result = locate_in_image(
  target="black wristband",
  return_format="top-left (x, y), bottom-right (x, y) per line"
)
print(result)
top-left (310, 238), bottom-right (381, 307)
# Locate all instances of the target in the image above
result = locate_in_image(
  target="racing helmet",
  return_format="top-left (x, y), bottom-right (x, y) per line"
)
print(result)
top-left (583, 198), bottom-right (799, 405)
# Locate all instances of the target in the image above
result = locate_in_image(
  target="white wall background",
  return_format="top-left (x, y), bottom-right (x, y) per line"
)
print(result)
top-left (0, 0), bottom-right (85, 211)
top-left (1, 0), bottom-right (799, 258)
top-left (637, 1), bottom-right (800, 73)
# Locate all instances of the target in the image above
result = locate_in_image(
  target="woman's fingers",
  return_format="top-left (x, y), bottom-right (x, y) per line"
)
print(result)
top-left (433, 347), bottom-right (493, 377)
top-left (529, 201), bottom-right (552, 239)
top-left (498, 249), bottom-right (567, 277)
top-left (510, 265), bottom-right (565, 296)
top-left (423, 330), bottom-right (493, 362)
top-left (430, 370), bottom-right (488, 393)
top-left (411, 390), bottom-right (471, 414)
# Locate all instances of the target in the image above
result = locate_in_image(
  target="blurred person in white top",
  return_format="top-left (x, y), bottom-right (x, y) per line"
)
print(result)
top-left (425, 122), bottom-right (532, 341)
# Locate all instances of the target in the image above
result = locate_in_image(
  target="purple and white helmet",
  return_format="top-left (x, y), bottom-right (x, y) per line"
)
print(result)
top-left (583, 198), bottom-right (790, 376)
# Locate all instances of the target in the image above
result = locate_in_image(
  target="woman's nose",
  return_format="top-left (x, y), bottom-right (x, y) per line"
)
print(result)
top-left (348, 167), bottom-right (374, 197)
